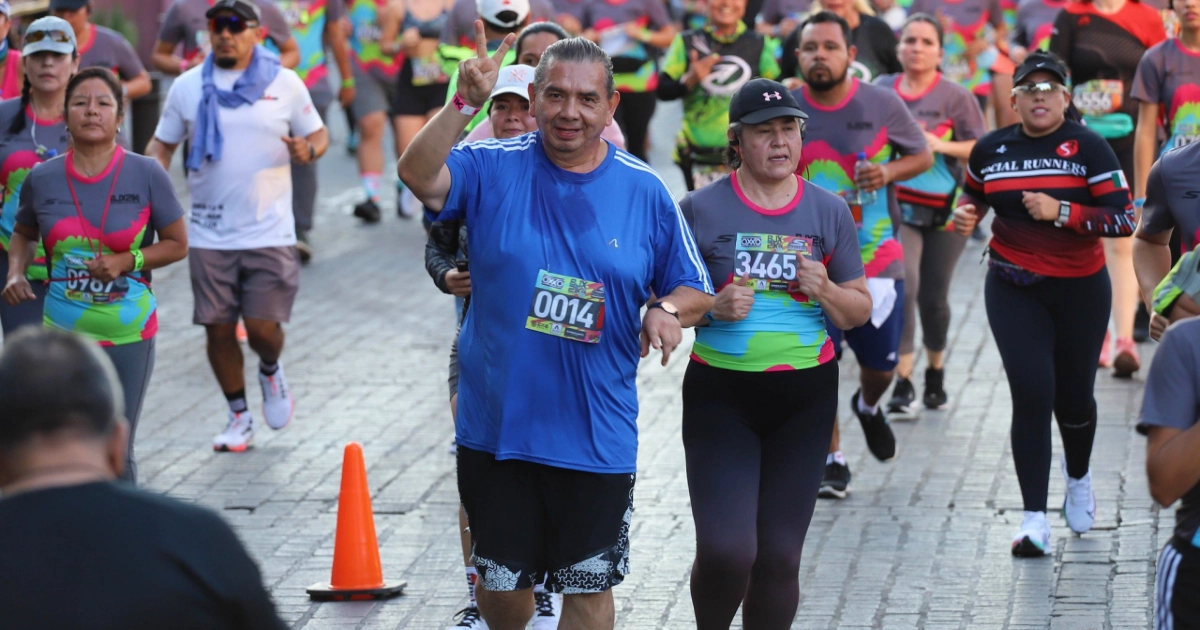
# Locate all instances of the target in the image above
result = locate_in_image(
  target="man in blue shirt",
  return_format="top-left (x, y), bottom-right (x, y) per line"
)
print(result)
top-left (399, 22), bottom-right (713, 630)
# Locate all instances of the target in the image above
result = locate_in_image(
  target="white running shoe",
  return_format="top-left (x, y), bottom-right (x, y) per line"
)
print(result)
top-left (258, 363), bottom-right (295, 430)
top-left (213, 411), bottom-right (254, 452)
top-left (531, 590), bottom-right (562, 629)
top-left (1062, 460), bottom-right (1096, 534)
top-left (449, 606), bottom-right (488, 629)
top-left (1011, 511), bottom-right (1052, 557)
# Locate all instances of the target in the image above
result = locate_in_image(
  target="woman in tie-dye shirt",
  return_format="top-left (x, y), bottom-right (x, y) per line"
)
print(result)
top-left (4, 69), bottom-right (188, 484)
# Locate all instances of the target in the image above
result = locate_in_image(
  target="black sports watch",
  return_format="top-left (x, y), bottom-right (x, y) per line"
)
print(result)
top-left (648, 301), bottom-right (679, 320)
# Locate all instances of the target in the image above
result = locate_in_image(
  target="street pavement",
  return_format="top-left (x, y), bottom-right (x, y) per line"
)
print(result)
top-left (126, 100), bottom-right (1171, 629)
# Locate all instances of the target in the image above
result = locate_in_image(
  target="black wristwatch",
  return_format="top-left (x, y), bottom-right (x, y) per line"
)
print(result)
top-left (648, 301), bottom-right (679, 320)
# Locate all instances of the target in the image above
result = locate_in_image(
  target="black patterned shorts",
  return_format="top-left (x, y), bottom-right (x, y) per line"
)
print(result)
top-left (456, 445), bottom-right (634, 594)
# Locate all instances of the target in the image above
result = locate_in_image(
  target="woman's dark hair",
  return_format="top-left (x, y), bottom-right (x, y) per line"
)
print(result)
top-left (63, 67), bottom-right (125, 126)
top-left (516, 22), bottom-right (570, 59)
top-left (725, 121), bottom-right (744, 169)
top-left (9, 50), bottom-right (79, 136)
top-left (901, 12), bottom-right (944, 48)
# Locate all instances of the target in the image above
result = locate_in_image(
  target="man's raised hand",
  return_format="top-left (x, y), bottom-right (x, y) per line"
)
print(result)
top-left (458, 20), bottom-right (517, 107)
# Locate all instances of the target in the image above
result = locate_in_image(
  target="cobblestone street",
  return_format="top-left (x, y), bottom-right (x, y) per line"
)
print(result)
top-left (131, 102), bottom-right (1167, 629)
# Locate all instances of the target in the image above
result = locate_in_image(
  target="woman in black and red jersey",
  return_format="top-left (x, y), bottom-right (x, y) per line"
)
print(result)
top-left (952, 51), bottom-right (1136, 558)
top-left (1050, 0), bottom-right (1166, 375)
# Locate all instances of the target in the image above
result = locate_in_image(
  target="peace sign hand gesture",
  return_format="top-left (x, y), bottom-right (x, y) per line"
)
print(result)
top-left (457, 20), bottom-right (517, 108)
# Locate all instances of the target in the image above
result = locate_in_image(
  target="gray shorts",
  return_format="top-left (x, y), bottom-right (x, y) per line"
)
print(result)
top-left (188, 247), bottom-right (300, 325)
top-left (352, 65), bottom-right (399, 119)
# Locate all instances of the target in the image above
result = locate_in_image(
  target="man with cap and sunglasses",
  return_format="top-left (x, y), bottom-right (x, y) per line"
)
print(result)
top-left (50, 0), bottom-right (151, 101)
top-left (680, 77), bottom-right (871, 628)
top-left (153, 0), bottom-right (299, 75)
top-left (146, 0), bottom-right (329, 454)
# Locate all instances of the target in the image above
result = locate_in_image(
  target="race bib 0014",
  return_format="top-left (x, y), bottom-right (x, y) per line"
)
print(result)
top-left (1073, 79), bottom-right (1124, 117)
top-left (734, 233), bottom-right (812, 292)
top-left (525, 270), bottom-right (605, 343)
top-left (63, 254), bottom-right (128, 304)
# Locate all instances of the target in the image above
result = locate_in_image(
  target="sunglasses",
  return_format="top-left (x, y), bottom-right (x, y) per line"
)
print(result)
top-left (208, 15), bottom-right (257, 35)
top-left (1011, 82), bottom-right (1065, 96)
top-left (25, 29), bottom-right (72, 45)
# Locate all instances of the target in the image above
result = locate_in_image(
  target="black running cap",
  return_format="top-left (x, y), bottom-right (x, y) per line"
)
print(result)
top-left (729, 78), bottom-right (808, 126)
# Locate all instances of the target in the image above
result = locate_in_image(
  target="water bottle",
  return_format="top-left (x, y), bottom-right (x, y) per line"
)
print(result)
top-left (853, 151), bottom-right (877, 206)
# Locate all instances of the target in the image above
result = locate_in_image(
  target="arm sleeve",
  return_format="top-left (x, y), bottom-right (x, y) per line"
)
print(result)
top-left (153, 81), bottom-right (189, 144)
top-left (651, 188), bottom-right (714, 298)
top-left (114, 37), bottom-right (147, 80)
top-left (1048, 9), bottom-right (1071, 62)
top-left (157, 3), bottom-right (184, 46)
top-left (1064, 135), bottom-right (1136, 236)
top-left (760, 36), bottom-right (781, 80)
top-left (425, 220), bottom-right (460, 293)
top-left (259, 1), bottom-right (295, 49)
top-left (656, 35), bottom-right (688, 100)
top-left (147, 159), bottom-right (186, 230)
top-left (288, 75), bottom-right (326, 137)
top-left (951, 87), bottom-right (987, 142)
top-left (1138, 324), bottom-right (1200, 434)
top-left (825, 196), bottom-right (866, 283)
top-left (14, 176), bottom-right (36, 230)
top-left (1130, 47), bottom-right (1162, 105)
top-left (1141, 158), bottom-right (1175, 236)
top-left (885, 91), bottom-right (929, 157)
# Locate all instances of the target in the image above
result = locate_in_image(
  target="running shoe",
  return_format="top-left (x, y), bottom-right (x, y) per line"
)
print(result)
top-left (1112, 337), bottom-right (1140, 378)
top-left (346, 129), bottom-right (359, 156)
top-left (531, 590), bottom-right (562, 629)
top-left (923, 367), bottom-right (949, 410)
top-left (449, 606), bottom-right (488, 629)
top-left (1134, 302), bottom-right (1150, 343)
top-left (852, 390), bottom-right (897, 462)
top-left (259, 363), bottom-right (295, 430)
top-left (353, 199), bottom-right (382, 223)
top-left (213, 410), bottom-right (254, 452)
top-left (1011, 511), bottom-right (1051, 557)
top-left (1098, 330), bottom-right (1112, 368)
top-left (1062, 460), bottom-right (1096, 535)
top-left (886, 377), bottom-right (918, 416)
top-left (818, 460), bottom-right (851, 499)
top-left (296, 232), bottom-right (313, 265)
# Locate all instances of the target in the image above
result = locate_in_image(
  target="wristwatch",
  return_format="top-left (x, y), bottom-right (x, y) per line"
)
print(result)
top-left (648, 301), bottom-right (679, 320)
top-left (1054, 200), bottom-right (1071, 228)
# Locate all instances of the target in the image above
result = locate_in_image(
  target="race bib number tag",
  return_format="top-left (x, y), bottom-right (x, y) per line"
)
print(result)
top-left (1172, 123), bottom-right (1200, 149)
top-left (525, 270), bottom-right (605, 343)
top-left (1073, 80), bottom-right (1124, 117)
top-left (734, 233), bottom-right (811, 292)
top-left (63, 255), bottom-right (128, 304)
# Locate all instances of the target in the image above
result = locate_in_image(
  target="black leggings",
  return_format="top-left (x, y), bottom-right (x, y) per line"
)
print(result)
top-left (985, 267), bottom-right (1110, 513)
top-left (613, 90), bottom-right (656, 162)
top-left (683, 360), bottom-right (838, 630)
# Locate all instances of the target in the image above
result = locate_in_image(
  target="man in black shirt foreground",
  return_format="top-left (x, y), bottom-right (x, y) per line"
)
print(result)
top-left (0, 328), bottom-right (287, 630)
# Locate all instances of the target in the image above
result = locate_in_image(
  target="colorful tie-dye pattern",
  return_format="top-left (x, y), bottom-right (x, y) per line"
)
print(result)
top-left (1165, 79), bottom-right (1200, 153)
top-left (0, 105), bottom-right (67, 281)
top-left (349, 0), bottom-right (402, 80)
top-left (279, 0), bottom-right (330, 90)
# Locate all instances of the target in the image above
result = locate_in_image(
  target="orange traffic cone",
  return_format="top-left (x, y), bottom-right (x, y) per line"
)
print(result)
top-left (306, 442), bottom-right (407, 601)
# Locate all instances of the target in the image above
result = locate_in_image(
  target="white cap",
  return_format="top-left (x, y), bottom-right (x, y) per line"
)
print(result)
top-left (476, 0), bottom-right (529, 29)
top-left (490, 65), bottom-right (535, 100)
top-left (23, 16), bottom-right (77, 56)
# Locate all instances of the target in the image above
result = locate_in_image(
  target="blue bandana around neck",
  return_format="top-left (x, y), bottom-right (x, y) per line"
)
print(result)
top-left (186, 45), bottom-right (281, 171)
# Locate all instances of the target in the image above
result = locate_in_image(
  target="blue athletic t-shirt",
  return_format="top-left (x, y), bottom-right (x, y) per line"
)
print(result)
top-left (442, 132), bottom-right (713, 474)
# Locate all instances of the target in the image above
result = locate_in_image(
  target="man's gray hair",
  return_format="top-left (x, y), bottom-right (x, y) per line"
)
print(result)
top-left (533, 37), bottom-right (615, 97)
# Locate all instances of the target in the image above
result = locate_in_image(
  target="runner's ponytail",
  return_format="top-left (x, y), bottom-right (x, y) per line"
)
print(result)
top-left (8, 76), bottom-right (30, 135)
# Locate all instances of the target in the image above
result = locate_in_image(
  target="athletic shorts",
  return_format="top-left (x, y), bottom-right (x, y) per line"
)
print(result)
top-left (457, 445), bottom-right (634, 594)
top-left (351, 65), bottom-right (399, 119)
top-left (827, 279), bottom-right (905, 372)
top-left (1156, 537), bottom-right (1200, 630)
top-left (394, 59), bottom-right (449, 116)
top-left (189, 247), bottom-right (300, 325)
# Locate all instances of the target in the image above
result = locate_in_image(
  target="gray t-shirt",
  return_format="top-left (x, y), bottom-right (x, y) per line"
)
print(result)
top-left (793, 79), bottom-right (929, 279)
top-left (1132, 38), bottom-right (1200, 154)
top-left (1138, 317), bottom-right (1200, 546)
top-left (79, 25), bottom-right (145, 81)
top-left (439, 0), bottom-right (556, 47)
top-left (1011, 0), bottom-right (1064, 51)
top-left (1142, 139), bottom-right (1200, 252)
top-left (158, 0), bottom-right (293, 64)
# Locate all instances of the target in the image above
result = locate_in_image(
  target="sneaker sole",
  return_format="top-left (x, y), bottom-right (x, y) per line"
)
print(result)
top-left (1112, 352), bottom-right (1139, 378)
top-left (1011, 536), bottom-right (1048, 557)
top-left (818, 484), bottom-right (848, 499)
top-left (213, 443), bottom-right (251, 453)
top-left (923, 398), bottom-right (950, 411)
top-left (886, 402), bottom-right (920, 419)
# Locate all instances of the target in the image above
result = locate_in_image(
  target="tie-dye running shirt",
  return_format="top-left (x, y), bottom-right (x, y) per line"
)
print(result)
top-left (14, 148), bottom-right (185, 346)
top-left (585, 0), bottom-right (671, 93)
top-left (277, 0), bottom-right (346, 104)
top-left (908, 0), bottom-right (1005, 97)
top-left (1133, 38), bottom-right (1200, 155)
top-left (683, 174), bottom-right (864, 372)
top-left (792, 78), bottom-right (928, 279)
top-left (1010, 0), bottom-right (1065, 53)
top-left (0, 99), bottom-right (69, 282)
top-left (349, 0), bottom-right (403, 81)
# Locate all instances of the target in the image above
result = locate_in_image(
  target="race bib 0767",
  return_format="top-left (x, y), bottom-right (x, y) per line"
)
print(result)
top-left (525, 270), bottom-right (605, 343)
top-left (734, 233), bottom-right (812, 292)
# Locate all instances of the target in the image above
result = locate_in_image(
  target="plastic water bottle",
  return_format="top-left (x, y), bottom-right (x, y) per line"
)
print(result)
top-left (853, 151), bottom-right (877, 205)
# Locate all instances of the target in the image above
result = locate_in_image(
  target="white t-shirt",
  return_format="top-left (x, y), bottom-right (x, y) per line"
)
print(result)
top-left (154, 65), bottom-right (324, 250)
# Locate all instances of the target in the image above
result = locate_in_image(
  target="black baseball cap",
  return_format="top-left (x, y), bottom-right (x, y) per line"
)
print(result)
top-left (730, 78), bottom-right (809, 125)
top-left (1013, 51), bottom-right (1070, 86)
top-left (205, 0), bottom-right (262, 22)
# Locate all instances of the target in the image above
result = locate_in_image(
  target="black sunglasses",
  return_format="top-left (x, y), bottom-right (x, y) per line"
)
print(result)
top-left (208, 15), bottom-right (257, 35)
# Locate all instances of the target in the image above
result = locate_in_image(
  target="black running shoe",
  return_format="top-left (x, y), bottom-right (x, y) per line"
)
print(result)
top-left (1134, 302), bottom-right (1150, 343)
top-left (886, 377), bottom-right (918, 416)
top-left (451, 606), bottom-right (487, 628)
top-left (353, 199), bottom-right (382, 223)
top-left (819, 460), bottom-right (851, 499)
top-left (853, 390), bottom-right (897, 461)
top-left (923, 367), bottom-right (948, 410)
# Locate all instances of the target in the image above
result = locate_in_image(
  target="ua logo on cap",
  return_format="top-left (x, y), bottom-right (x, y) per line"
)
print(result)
top-left (764, 91), bottom-right (781, 101)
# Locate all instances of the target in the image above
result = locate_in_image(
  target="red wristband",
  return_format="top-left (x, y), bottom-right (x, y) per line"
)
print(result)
top-left (452, 92), bottom-right (480, 116)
